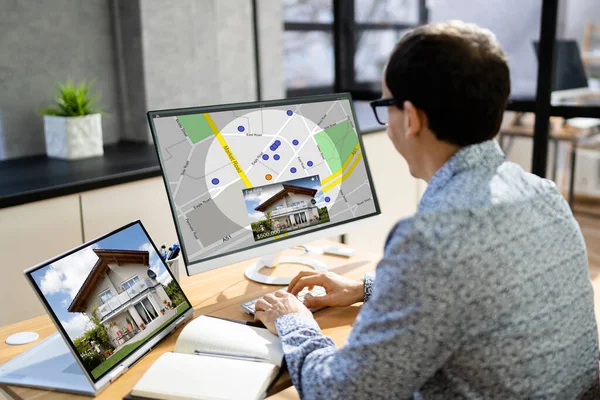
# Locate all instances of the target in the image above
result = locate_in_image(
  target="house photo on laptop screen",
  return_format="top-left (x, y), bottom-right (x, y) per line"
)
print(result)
top-left (28, 223), bottom-right (190, 381)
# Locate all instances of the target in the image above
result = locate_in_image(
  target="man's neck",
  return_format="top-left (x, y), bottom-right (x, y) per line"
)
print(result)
top-left (421, 141), bottom-right (462, 183)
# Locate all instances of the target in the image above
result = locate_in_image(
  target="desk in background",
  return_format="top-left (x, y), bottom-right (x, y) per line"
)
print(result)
top-left (0, 240), bottom-right (378, 400)
top-left (498, 121), bottom-right (594, 207)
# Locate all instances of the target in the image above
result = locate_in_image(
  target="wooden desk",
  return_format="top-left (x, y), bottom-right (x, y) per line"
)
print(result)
top-left (0, 240), bottom-right (378, 400)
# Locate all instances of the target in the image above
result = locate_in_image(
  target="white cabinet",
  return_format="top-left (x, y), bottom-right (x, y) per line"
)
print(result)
top-left (0, 195), bottom-right (82, 325)
top-left (0, 177), bottom-right (179, 325)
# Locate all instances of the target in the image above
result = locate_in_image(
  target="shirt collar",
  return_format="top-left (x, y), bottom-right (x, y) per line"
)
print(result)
top-left (418, 140), bottom-right (505, 213)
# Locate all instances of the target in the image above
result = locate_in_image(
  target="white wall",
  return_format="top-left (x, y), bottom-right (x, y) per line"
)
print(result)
top-left (264, 198), bottom-right (287, 213)
top-left (139, 0), bottom-right (284, 120)
top-left (562, 0), bottom-right (600, 45)
top-left (561, 0), bottom-right (600, 76)
top-left (107, 262), bottom-right (154, 292)
top-left (85, 273), bottom-right (118, 317)
top-left (286, 192), bottom-right (313, 207)
top-left (345, 131), bottom-right (421, 256)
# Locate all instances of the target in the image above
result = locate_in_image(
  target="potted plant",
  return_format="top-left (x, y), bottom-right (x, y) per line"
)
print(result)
top-left (39, 79), bottom-right (104, 160)
top-left (160, 308), bottom-right (165, 315)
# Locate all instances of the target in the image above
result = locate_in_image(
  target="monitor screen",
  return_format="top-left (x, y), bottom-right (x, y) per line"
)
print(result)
top-left (26, 222), bottom-right (191, 383)
top-left (148, 94), bottom-right (380, 270)
top-left (533, 40), bottom-right (589, 91)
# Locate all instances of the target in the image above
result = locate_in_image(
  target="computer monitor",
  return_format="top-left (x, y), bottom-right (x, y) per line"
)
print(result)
top-left (533, 40), bottom-right (589, 91)
top-left (147, 93), bottom-right (381, 283)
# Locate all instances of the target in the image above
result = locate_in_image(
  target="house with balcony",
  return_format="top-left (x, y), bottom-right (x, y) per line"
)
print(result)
top-left (255, 184), bottom-right (321, 230)
top-left (68, 249), bottom-right (173, 348)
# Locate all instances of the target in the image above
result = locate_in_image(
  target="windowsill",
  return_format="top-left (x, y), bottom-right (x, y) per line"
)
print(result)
top-left (0, 141), bottom-right (161, 209)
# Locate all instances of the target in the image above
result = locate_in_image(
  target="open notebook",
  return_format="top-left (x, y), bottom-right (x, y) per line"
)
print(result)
top-left (128, 316), bottom-right (284, 400)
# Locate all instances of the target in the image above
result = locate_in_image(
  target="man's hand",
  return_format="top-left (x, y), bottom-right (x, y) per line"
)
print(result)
top-left (254, 290), bottom-right (314, 335)
top-left (288, 271), bottom-right (365, 309)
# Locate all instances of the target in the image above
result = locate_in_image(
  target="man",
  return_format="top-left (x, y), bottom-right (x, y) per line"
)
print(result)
top-left (255, 21), bottom-right (599, 399)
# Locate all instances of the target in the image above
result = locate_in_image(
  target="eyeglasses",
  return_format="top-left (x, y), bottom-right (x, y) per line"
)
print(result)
top-left (369, 98), bottom-right (395, 126)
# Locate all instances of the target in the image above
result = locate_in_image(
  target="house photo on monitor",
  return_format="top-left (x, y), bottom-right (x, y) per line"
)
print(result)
top-left (243, 175), bottom-right (331, 241)
top-left (29, 223), bottom-right (190, 380)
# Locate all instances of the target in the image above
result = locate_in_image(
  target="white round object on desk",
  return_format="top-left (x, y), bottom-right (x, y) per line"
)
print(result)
top-left (5, 332), bottom-right (39, 345)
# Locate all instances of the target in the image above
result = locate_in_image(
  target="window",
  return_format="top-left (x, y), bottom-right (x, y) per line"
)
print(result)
top-left (99, 289), bottom-right (113, 304)
top-left (354, 0), bottom-right (422, 87)
top-left (122, 276), bottom-right (140, 292)
top-left (294, 212), bottom-right (308, 224)
top-left (291, 201), bottom-right (305, 206)
top-left (284, 0), bottom-right (334, 95)
top-left (283, 0), bottom-right (427, 97)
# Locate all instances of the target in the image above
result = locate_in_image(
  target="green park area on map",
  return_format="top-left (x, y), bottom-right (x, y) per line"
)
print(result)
top-left (177, 114), bottom-right (213, 144)
top-left (314, 120), bottom-right (359, 173)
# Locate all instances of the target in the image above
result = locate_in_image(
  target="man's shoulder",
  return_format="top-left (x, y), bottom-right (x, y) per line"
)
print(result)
top-left (390, 185), bottom-right (575, 257)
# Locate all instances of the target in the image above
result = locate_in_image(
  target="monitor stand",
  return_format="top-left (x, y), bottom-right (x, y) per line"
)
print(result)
top-left (244, 252), bottom-right (328, 285)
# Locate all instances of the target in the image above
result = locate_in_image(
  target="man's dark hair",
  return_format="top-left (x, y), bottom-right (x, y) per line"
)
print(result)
top-left (385, 21), bottom-right (510, 147)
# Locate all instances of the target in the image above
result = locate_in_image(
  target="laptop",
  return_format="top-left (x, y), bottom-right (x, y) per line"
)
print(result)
top-left (0, 220), bottom-right (193, 396)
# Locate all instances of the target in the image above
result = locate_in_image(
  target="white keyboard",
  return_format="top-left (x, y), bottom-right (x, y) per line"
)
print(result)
top-left (241, 286), bottom-right (327, 315)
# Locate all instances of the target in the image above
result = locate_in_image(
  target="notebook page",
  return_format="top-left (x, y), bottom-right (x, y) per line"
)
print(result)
top-left (131, 352), bottom-right (277, 400)
top-left (174, 316), bottom-right (284, 366)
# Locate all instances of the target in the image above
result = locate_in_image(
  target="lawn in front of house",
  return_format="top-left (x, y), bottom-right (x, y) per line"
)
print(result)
top-left (90, 302), bottom-right (190, 379)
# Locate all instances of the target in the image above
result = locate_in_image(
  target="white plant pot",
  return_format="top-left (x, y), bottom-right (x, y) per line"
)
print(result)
top-left (165, 254), bottom-right (182, 284)
top-left (44, 113), bottom-right (103, 160)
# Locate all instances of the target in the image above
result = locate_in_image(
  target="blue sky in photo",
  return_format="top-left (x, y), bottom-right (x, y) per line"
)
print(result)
top-left (29, 223), bottom-right (173, 339)
top-left (242, 175), bottom-right (323, 220)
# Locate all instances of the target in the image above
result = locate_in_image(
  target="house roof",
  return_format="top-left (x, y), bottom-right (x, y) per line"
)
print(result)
top-left (67, 249), bottom-right (150, 313)
top-left (255, 184), bottom-right (317, 212)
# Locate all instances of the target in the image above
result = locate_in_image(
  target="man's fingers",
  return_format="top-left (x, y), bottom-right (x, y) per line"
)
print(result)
top-left (287, 271), bottom-right (319, 292)
top-left (274, 290), bottom-right (287, 297)
top-left (289, 275), bottom-right (325, 296)
top-left (262, 293), bottom-right (278, 304)
top-left (304, 293), bottom-right (329, 308)
top-left (255, 298), bottom-right (270, 312)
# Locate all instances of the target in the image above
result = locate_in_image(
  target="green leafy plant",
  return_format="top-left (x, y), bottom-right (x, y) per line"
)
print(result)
top-left (39, 79), bottom-right (102, 117)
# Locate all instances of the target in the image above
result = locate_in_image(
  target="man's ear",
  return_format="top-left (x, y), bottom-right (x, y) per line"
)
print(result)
top-left (403, 101), bottom-right (423, 139)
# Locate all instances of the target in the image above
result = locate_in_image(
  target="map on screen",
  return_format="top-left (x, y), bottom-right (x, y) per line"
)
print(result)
top-left (150, 97), bottom-right (378, 265)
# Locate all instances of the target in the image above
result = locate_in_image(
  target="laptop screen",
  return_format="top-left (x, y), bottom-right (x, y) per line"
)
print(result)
top-left (25, 221), bottom-right (192, 383)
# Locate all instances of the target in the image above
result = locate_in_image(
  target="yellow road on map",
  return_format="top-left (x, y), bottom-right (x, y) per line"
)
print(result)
top-left (321, 143), bottom-right (361, 192)
top-left (203, 114), bottom-right (252, 188)
top-left (322, 153), bottom-right (363, 193)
